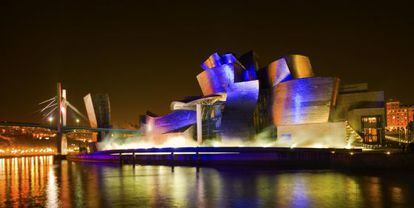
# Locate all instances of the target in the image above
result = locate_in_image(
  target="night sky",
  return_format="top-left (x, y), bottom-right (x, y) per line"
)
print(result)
top-left (1, 1), bottom-right (413, 126)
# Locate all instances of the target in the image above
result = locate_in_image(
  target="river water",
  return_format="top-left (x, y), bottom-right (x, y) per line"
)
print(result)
top-left (1, 156), bottom-right (413, 207)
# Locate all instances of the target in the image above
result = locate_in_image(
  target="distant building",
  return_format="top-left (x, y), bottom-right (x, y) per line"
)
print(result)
top-left (386, 100), bottom-right (414, 132)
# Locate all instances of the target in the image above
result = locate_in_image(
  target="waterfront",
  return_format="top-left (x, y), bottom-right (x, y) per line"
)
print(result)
top-left (0, 156), bottom-right (413, 207)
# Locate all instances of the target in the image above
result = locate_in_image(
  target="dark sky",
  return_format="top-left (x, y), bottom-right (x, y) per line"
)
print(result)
top-left (1, 0), bottom-right (413, 126)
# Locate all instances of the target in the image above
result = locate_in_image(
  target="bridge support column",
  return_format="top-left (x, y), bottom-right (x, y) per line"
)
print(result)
top-left (56, 82), bottom-right (68, 155)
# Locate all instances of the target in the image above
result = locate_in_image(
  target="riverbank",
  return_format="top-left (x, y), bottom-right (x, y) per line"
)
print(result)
top-left (67, 147), bottom-right (414, 170)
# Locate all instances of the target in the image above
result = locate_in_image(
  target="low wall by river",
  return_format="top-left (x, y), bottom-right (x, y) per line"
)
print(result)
top-left (67, 147), bottom-right (414, 170)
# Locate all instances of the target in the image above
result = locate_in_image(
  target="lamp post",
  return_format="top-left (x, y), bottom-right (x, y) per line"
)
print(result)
top-left (76, 118), bottom-right (80, 126)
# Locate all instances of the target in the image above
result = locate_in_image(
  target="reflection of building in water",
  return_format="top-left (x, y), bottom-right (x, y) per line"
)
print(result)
top-left (139, 51), bottom-right (385, 147)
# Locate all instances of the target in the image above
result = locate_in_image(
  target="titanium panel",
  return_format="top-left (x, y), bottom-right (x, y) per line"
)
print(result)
top-left (83, 93), bottom-right (111, 129)
top-left (221, 80), bottom-right (259, 141)
top-left (221, 53), bottom-right (238, 65)
top-left (285, 55), bottom-right (314, 78)
top-left (201, 53), bottom-right (222, 70)
top-left (196, 64), bottom-right (236, 96)
top-left (272, 77), bottom-right (339, 126)
top-left (146, 110), bottom-right (197, 135)
top-left (267, 57), bottom-right (293, 87)
top-left (239, 51), bottom-right (259, 81)
top-left (201, 53), bottom-right (239, 70)
top-left (84, 94), bottom-right (98, 128)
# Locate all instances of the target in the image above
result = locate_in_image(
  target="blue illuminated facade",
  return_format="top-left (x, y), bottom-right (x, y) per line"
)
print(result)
top-left (221, 80), bottom-right (259, 141)
top-left (139, 51), bottom-right (384, 146)
top-left (144, 110), bottom-right (196, 135)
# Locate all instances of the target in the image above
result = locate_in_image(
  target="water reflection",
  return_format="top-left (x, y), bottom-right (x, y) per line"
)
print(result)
top-left (1, 157), bottom-right (414, 207)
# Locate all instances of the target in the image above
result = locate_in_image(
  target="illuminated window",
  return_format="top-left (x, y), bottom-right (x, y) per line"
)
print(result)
top-left (361, 115), bottom-right (382, 144)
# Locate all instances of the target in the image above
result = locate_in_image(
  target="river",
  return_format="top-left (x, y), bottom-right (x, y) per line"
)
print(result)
top-left (0, 156), bottom-right (413, 207)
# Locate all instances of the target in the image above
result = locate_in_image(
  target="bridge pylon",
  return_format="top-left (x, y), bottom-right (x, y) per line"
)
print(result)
top-left (56, 82), bottom-right (68, 155)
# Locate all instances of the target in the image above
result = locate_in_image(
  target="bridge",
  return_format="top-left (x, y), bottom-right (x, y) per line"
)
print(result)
top-left (0, 82), bottom-right (140, 156)
top-left (0, 121), bottom-right (141, 134)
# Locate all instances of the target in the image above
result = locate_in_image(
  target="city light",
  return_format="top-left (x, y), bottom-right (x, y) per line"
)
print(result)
top-left (0, 147), bottom-right (55, 156)
top-left (48, 117), bottom-right (54, 122)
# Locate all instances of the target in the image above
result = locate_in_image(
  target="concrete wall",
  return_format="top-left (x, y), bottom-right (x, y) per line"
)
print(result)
top-left (332, 91), bottom-right (384, 122)
top-left (276, 122), bottom-right (347, 148)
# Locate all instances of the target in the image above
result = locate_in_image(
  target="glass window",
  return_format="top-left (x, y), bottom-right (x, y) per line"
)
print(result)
top-left (361, 115), bottom-right (381, 144)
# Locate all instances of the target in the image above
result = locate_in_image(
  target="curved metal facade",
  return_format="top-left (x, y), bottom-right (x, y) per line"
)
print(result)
top-left (221, 80), bottom-right (259, 141)
top-left (285, 55), bottom-right (314, 79)
top-left (267, 57), bottom-right (293, 87)
top-left (196, 52), bottom-right (261, 140)
top-left (196, 64), bottom-right (235, 96)
top-left (201, 53), bottom-right (222, 70)
top-left (145, 110), bottom-right (196, 135)
top-left (272, 77), bottom-right (340, 126)
top-left (264, 54), bottom-right (313, 88)
top-left (139, 51), bottom-right (358, 146)
top-left (197, 53), bottom-right (255, 96)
